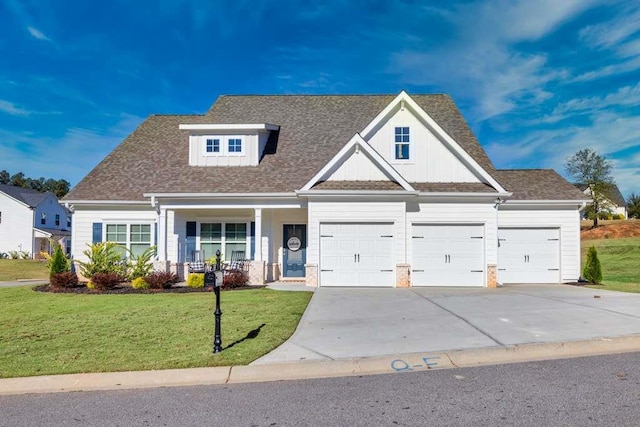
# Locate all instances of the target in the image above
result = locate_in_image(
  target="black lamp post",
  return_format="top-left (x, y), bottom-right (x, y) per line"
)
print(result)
top-left (213, 249), bottom-right (223, 353)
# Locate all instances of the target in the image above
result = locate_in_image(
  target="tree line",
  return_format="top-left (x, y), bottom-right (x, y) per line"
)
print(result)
top-left (0, 170), bottom-right (70, 198)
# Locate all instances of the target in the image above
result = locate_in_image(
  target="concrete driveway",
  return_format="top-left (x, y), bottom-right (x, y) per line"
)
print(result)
top-left (253, 285), bottom-right (640, 364)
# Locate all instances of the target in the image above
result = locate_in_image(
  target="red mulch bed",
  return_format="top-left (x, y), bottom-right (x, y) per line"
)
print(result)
top-left (33, 284), bottom-right (264, 294)
top-left (581, 220), bottom-right (640, 240)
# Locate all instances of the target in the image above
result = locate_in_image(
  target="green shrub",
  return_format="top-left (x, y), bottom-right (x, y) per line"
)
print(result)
top-left (50, 272), bottom-right (79, 288)
top-left (128, 246), bottom-right (156, 280)
top-left (131, 277), bottom-right (149, 290)
top-left (0, 252), bottom-right (7, 259)
top-left (612, 214), bottom-right (624, 220)
top-left (50, 245), bottom-right (70, 277)
top-left (223, 270), bottom-right (249, 289)
top-left (77, 242), bottom-right (128, 279)
top-left (144, 271), bottom-right (179, 289)
top-left (8, 251), bottom-right (20, 259)
top-left (20, 251), bottom-right (30, 259)
top-left (90, 272), bottom-right (125, 290)
top-left (583, 246), bottom-right (603, 284)
top-left (186, 273), bottom-right (204, 288)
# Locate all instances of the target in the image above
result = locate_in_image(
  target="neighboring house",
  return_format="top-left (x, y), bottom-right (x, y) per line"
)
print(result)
top-left (0, 184), bottom-right (72, 258)
top-left (63, 92), bottom-right (589, 287)
top-left (575, 183), bottom-right (628, 219)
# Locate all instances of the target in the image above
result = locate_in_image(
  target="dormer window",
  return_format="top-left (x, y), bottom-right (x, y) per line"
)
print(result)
top-left (228, 138), bottom-right (243, 154)
top-left (206, 138), bottom-right (220, 153)
top-left (395, 127), bottom-right (410, 160)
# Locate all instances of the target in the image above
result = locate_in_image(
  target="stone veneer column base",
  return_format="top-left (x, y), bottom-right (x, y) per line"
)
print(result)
top-left (248, 260), bottom-right (266, 285)
top-left (487, 264), bottom-right (497, 288)
top-left (305, 263), bottom-right (318, 288)
top-left (396, 264), bottom-right (411, 288)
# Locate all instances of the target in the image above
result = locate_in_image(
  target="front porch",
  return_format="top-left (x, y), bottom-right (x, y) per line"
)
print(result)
top-left (154, 203), bottom-right (309, 286)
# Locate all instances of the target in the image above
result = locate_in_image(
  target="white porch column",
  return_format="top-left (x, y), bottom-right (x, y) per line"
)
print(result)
top-left (157, 208), bottom-right (167, 260)
top-left (254, 208), bottom-right (262, 261)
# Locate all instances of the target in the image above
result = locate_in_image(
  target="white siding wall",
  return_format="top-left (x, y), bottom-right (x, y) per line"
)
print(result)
top-left (34, 194), bottom-right (71, 231)
top-left (498, 207), bottom-right (581, 282)
top-left (365, 106), bottom-right (480, 183)
top-left (406, 202), bottom-right (498, 266)
top-left (72, 207), bottom-right (157, 262)
top-left (189, 131), bottom-right (273, 167)
top-left (0, 194), bottom-right (33, 254)
top-left (307, 201), bottom-right (405, 265)
top-left (326, 148), bottom-right (390, 181)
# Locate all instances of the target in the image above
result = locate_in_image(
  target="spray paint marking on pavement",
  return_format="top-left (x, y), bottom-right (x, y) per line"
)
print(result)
top-left (391, 356), bottom-right (440, 372)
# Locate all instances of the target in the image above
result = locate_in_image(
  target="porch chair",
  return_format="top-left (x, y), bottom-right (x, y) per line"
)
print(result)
top-left (224, 250), bottom-right (248, 273)
top-left (188, 250), bottom-right (205, 274)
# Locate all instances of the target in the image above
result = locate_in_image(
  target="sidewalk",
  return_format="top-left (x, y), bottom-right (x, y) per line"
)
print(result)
top-left (0, 279), bottom-right (47, 288)
top-left (2, 334), bottom-right (640, 396)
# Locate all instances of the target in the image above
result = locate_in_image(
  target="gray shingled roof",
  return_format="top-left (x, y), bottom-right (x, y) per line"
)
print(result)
top-left (412, 182), bottom-right (497, 193)
top-left (313, 181), bottom-right (405, 191)
top-left (574, 183), bottom-right (626, 206)
top-left (495, 170), bottom-right (589, 201)
top-left (64, 94), bottom-right (496, 201)
top-left (0, 184), bottom-right (53, 207)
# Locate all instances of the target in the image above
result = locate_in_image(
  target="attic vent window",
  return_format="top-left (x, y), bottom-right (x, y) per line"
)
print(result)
top-left (395, 127), bottom-right (410, 160)
top-left (206, 138), bottom-right (220, 153)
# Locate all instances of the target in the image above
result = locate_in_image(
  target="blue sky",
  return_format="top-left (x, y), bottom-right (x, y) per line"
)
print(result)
top-left (0, 0), bottom-right (638, 197)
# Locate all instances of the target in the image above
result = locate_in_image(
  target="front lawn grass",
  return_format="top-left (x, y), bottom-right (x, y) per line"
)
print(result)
top-left (581, 237), bottom-right (640, 293)
top-left (0, 286), bottom-right (312, 378)
top-left (0, 259), bottom-right (49, 281)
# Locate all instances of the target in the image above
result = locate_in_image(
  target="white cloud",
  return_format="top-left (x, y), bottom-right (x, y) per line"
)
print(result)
top-left (389, 0), bottom-right (599, 121)
top-left (579, 4), bottom-right (640, 52)
top-left (27, 26), bottom-right (50, 41)
top-left (0, 99), bottom-right (30, 116)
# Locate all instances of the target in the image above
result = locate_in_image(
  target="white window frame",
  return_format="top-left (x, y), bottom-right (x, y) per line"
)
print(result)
top-left (227, 137), bottom-right (244, 156)
top-left (103, 222), bottom-right (155, 257)
top-left (394, 126), bottom-right (410, 161)
top-left (196, 219), bottom-right (251, 261)
top-left (204, 138), bottom-right (221, 156)
top-left (200, 135), bottom-right (245, 156)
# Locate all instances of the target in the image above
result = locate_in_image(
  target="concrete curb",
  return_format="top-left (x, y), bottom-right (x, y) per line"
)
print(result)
top-left (2, 335), bottom-right (640, 396)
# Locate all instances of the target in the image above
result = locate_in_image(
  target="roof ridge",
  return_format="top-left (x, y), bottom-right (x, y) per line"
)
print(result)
top-left (217, 93), bottom-right (449, 98)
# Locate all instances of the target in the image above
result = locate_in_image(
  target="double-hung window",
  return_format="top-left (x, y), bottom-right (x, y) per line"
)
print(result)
top-left (55, 214), bottom-right (60, 226)
top-left (41, 212), bottom-right (46, 225)
top-left (199, 222), bottom-right (247, 261)
top-left (394, 127), bottom-right (410, 160)
top-left (105, 223), bottom-right (152, 257)
top-left (205, 138), bottom-right (220, 154)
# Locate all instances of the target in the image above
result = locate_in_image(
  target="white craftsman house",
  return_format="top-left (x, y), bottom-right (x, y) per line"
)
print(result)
top-left (0, 184), bottom-right (72, 258)
top-left (64, 92), bottom-right (589, 287)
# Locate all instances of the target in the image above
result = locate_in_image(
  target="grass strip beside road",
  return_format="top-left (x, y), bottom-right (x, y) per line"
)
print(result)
top-left (0, 260), bottom-right (49, 281)
top-left (0, 286), bottom-right (312, 378)
top-left (582, 237), bottom-right (640, 293)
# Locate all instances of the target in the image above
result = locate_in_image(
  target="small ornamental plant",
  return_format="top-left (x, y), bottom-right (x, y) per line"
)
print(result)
top-left (50, 245), bottom-right (70, 277)
top-left (583, 246), bottom-right (603, 284)
top-left (131, 277), bottom-right (149, 290)
top-left (186, 273), bottom-right (204, 288)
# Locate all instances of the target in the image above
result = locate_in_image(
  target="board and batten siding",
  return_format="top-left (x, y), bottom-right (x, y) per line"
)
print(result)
top-left (497, 208), bottom-right (581, 283)
top-left (326, 149), bottom-right (391, 181)
top-left (406, 202), bottom-right (498, 267)
top-left (365, 106), bottom-right (480, 183)
top-left (71, 208), bottom-right (157, 262)
top-left (307, 201), bottom-right (405, 266)
top-left (188, 131), bottom-right (272, 168)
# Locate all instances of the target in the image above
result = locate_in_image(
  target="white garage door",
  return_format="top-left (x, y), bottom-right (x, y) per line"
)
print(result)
top-left (412, 224), bottom-right (485, 287)
top-left (498, 228), bottom-right (560, 284)
top-left (320, 223), bottom-right (394, 287)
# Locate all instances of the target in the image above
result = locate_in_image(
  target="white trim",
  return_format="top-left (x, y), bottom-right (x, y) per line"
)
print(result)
top-left (300, 133), bottom-right (415, 192)
top-left (179, 123), bottom-right (279, 131)
top-left (63, 200), bottom-right (150, 206)
top-left (297, 190), bottom-right (418, 197)
top-left (33, 227), bottom-right (53, 238)
top-left (502, 200), bottom-right (590, 205)
top-left (360, 91), bottom-right (507, 193)
top-left (144, 192), bottom-right (296, 198)
top-left (0, 191), bottom-right (31, 208)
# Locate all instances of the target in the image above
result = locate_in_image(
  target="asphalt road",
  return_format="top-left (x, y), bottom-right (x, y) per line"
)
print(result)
top-left (2, 352), bottom-right (640, 426)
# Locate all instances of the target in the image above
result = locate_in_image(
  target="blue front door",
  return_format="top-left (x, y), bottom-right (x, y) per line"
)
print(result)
top-left (283, 224), bottom-right (306, 278)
